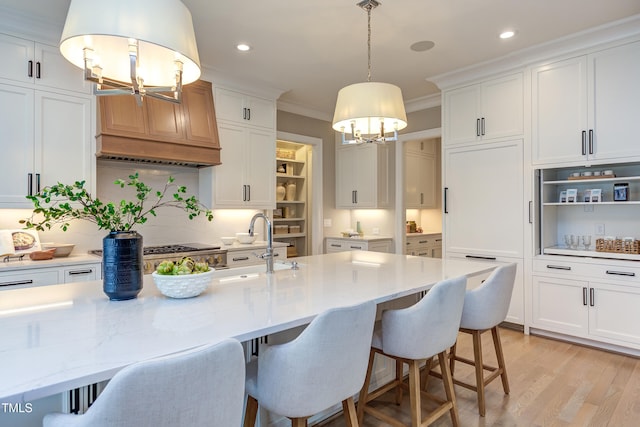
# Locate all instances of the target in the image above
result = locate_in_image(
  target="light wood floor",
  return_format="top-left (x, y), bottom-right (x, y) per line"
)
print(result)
top-left (319, 327), bottom-right (640, 427)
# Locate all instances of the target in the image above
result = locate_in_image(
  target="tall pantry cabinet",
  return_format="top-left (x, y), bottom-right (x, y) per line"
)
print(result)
top-left (442, 71), bottom-right (527, 325)
top-left (0, 33), bottom-right (93, 207)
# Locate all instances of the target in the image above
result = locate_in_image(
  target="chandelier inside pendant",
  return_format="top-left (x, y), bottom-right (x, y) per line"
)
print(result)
top-left (59, 0), bottom-right (201, 106)
top-left (332, 0), bottom-right (407, 144)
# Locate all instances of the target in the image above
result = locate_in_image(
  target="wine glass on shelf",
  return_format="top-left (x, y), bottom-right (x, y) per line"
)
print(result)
top-left (564, 234), bottom-right (572, 249)
top-left (582, 235), bottom-right (592, 250)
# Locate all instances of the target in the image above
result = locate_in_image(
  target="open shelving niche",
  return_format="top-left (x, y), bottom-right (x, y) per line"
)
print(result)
top-left (537, 162), bottom-right (640, 261)
top-left (273, 140), bottom-right (309, 257)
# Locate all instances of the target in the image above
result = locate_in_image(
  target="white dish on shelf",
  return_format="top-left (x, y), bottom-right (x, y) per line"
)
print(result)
top-left (236, 232), bottom-right (258, 244)
top-left (220, 237), bottom-right (236, 245)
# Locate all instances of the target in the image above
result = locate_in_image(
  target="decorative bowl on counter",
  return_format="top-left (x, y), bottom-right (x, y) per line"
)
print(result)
top-left (41, 243), bottom-right (75, 257)
top-left (220, 236), bottom-right (236, 245)
top-left (152, 269), bottom-right (215, 299)
top-left (236, 232), bottom-right (258, 244)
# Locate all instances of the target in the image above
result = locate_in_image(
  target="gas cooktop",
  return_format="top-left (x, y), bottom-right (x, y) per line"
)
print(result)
top-left (89, 243), bottom-right (222, 257)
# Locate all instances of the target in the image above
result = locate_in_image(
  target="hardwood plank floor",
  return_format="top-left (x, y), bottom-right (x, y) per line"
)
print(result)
top-left (318, 328), bottom-right (640, 426)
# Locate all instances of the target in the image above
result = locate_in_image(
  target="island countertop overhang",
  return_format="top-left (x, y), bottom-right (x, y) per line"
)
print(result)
top-left (0, 252), bottom-right (497, 403)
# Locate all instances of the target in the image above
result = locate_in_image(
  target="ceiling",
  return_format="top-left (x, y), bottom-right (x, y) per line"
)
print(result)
top-left (2, 0), bottom-right (640, 119)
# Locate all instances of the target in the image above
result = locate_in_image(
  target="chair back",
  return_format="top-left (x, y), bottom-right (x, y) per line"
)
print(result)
top-left (43, 338), bottom-right (245, 427)
top-left (460, 263), bottom-right (517, 330)
top-left (255, 300), bottom-right (376, 418)
top-left (381, 276), bottom-right (467, 360)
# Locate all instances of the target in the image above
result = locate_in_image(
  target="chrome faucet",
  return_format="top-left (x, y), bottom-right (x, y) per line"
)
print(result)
top-left (249, 213), bottom-right (274, 273)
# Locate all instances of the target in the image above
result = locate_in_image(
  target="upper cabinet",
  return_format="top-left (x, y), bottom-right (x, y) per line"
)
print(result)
top-left (532, 41), bottom-right (640, 166)
top-left (0, 33), bottom-right (93, 208)
top-left (0, 33), bottom-right (91, 94)
top-left (97, 80), bottom-right (221, 166)
top-left (199, 86), bottom-right (276, 209)
top-left (213, 87), bottom-right (275, 130)
top-left (336, 143), bottom-right (391, 209)
top-left (405, 139), bottom-right (437, 209)
top-left (443, 72), bottom-right (524, 146)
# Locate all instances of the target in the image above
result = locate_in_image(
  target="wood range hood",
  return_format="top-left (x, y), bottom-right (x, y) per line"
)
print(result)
top-left (96, 80), bottom-right (221, 168)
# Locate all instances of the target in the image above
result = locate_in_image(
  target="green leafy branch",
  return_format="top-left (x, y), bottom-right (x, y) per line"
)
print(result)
top-left (20, 173), bottom-right (213, 232)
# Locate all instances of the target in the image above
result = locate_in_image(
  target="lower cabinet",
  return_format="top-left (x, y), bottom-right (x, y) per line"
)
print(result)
top-left (405, 234), bottom-right (442, 258)
top-left (0, 261), bottom-right (102, 290)
top-left (324, 238), bottom-right (392, 254)
top-left (531, 257), bottom-right (640, 350)
top-left (226, 246), bottom-right (287, 268)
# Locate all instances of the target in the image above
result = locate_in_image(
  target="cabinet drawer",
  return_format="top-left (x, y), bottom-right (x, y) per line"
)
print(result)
top-left (326, 239), bottom-right (366, 253)
top-left (62, 264), bottom-right (101, 283)
top-left (534, 259), bottom-right (640, 284)
top-left (227, 247), bottom-right (286, 268)
top-left (0, 269), bottom-right (58, 289)
top-left (533, 259), bottom-right (595, 277)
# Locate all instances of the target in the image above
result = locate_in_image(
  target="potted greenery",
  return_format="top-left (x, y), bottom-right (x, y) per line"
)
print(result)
top-left (20, 173), bottom-right (213, 301)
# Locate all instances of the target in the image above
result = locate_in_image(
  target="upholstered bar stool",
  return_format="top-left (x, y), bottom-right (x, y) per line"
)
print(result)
top-left (448, 263), bottom-right (517, 416)
top-left (357, 276), bottom-right (467, 427)
top-left (42, 338), bottom-right (246, 427)
top-left (243, 300), bottom-right (376, 427)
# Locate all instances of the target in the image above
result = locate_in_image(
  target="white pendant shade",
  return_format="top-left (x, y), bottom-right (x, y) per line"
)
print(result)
top-left (60, 0), bottom-right (201, 88)
top-left (332, 81), bottom-right (407, 135)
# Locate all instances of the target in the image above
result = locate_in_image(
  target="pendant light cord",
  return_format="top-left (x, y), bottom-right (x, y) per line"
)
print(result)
top-left (367, 4), bottom-right (372, 82)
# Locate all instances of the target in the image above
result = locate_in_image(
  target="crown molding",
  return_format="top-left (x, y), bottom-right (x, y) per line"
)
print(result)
top-left (404, 93), bottom-right (441, 113)
top-left (276, 100), bottom-right (332, 122)
top-left (200, 66), bottom-right (286, 101)
top-left (429, 13), bottom-right (640, 90)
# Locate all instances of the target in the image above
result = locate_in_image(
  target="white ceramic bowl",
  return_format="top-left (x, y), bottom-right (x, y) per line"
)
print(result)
top-left (235, 232), bottom-right (257, 244)
top-left (41, 243), bottom-right (75, 257)
top-left (152, 269), bottom-right (214, 298)
top-left (220, 236), bottom-right (236, 245)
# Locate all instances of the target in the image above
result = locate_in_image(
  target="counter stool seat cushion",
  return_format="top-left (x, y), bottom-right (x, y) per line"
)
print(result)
top-left (42, 338), bottom-right (246, 427)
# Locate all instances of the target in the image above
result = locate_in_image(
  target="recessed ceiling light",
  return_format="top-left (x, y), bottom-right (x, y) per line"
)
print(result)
top-left (499, 30), bottom-right (516, 39)
top-left (236, 43), bottom-right (251, 51)
top-left (410, 40), bottom-right (435, 52)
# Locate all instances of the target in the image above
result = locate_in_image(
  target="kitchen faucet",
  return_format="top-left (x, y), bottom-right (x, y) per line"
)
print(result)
top-left (249, 213), bottom-right (274, 273)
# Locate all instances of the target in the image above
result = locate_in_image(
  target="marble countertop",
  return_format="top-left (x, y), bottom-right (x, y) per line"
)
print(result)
top-left (219, 240), bottom-right (288, 251)
top-left (0, 254), bottom-right (102, 272)
top-left (0, 252), bottom-right (497, 403)
top-left (325, 235), bottom-right (393, 241)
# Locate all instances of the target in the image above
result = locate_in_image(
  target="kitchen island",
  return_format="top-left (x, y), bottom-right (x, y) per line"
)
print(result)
top-left (0, 251), bottom-right (497, 407)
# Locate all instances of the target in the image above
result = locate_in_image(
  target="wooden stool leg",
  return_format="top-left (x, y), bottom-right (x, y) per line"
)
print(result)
top-left (472, 330), bottom-right (486, 416)
top-left (438, 351), bottom-right (460, 427)
top-left (408, 360), bottom-right (422, 427)
top-left (342, 397), bottom-right (358, 427)
top-left (291, 417), bottom-right (308, 427)
top-left (449, 342), bottom-right (457, 376)
top-left (244, 395), bottom-right (259, 427)
top-left (421, 356), bottom-right (434, 391)
top-left (492, 326), bottom-right (510, 394)
top-left (357, 349), bottom-right (375, 424)
top-left (395, 359), bottom-right (404, 404)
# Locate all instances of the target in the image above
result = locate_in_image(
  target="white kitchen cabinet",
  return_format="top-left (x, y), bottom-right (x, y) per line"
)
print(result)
top-left (199, 121), bottom-right (275, 209)
top-left (532, 41), bottom-right (640, 166)
top-left (325, 237), bottom-right (392, 254)
top-left (405, 140), bottom-right (436, 209)
top-left (213, 86), bottom-right (275, 130)
top-left (62, 264), bottom-right (101, 283)
top-left (336, 143), bottom-right (390, 209)
top-left (405, 234), bottom-right (442, 258)
top-left (226, 246), bottom-right (286, 268)
top-left (0, 82), bottom-right (93, 208)
top-left (531, 257), bottom-right (640, 349)
top-left (444, 139), bottom-right (524, 258)
top-left (0, 261), bottom-right (102, 290)
top-left (0, 33), bottom-right (90, 94)
top-left (443, 72), bottom-right (523, 146)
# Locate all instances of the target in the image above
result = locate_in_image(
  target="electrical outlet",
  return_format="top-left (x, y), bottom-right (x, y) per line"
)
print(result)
top-left (595, 223), bottom-right (605, 235)
top-left (323, 218), bottom-right (332, 227)
top-left (372, 227), bottom-right (380, 235)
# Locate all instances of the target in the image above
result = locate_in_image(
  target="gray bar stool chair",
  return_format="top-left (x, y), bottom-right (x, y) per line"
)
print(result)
top-left (356, 276), bottom-right (467, 427)
top-left (448, 263), bottom-right (517, 416)
top-left (243, 300), bottom-right (376, 427)
top-left (42, 338), bottom-right (246, 427)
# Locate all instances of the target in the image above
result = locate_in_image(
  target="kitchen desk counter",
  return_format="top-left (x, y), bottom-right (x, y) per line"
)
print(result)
top-left (0, 252), bottom-right (496, 403)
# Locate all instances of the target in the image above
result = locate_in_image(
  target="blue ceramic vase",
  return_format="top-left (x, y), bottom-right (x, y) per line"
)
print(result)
top-left (102, 231), bottom-right (143, 301)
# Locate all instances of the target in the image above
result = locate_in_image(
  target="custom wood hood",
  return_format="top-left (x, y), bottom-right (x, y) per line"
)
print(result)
top-left (96, 80), bottom-right (221, 167)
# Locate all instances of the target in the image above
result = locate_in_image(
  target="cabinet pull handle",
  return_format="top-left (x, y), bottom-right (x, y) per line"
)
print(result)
top-left (243, 107), bottom-right (247, 120)
top-left (233, 256), bottom-right (250, 261)
top-left (588, 129), bottom-right (594, 154)
top-left (0, 279), bottom-right (33, 287)
top-left (528, 201), bottom-right (533, 224)
top-left (36, 173), bottom-right (40, 194)
top-left (546, 264), bottom-right (571, 270)
top-left (581, 130), bottom-right (587, 155)
top-left (606, 270), bottom-right (635, 277)
top-left (481, 117), bottom-right (486, 136)
top-left (435, 239), bottom-right (442, 242)
top-left (444, 187), bottom-right (448, 214)
top-left (590, 287), bottom-right (595, 307)
top-left (349, 246), bottom-right (363, 250)
top-left (27, 173), bottom-right (33, 196)
top-left (68, 269), bottom-right (93, 275)
top-left (582, 287), bottom-right (588, 306)
top-left (35, 61), bottom-right (41, 79)
top-left (242, 185), bottom-right (246, 201)
top-left (246, 184), bottom-right (250, 201)
top-left (418, 240), bottom-right (428, 244)
top-left (420, 192), bottom-right (424, 205)
top-left (465, 255), bottom-right (497, 261)
top-left (476, 118), bottom-right (480, 137)
top-left (330, 244), bottom-right (341, 248)
top-left (28, 60), bottom-right (33, 77)
top-left (246, 108), bottom-right (251, 121)
top-left (273, 253), bottom-right (279, 257)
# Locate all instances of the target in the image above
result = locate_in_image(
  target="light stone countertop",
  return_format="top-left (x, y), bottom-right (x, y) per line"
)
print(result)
top-left (325, 235), bottom-right (393, 241)
top-left (0, 251), bottom-right (497, 403)
top-left (219, 240), bottom-right (288, 251)
top-left (0, 254), bottom-right (102, 272)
